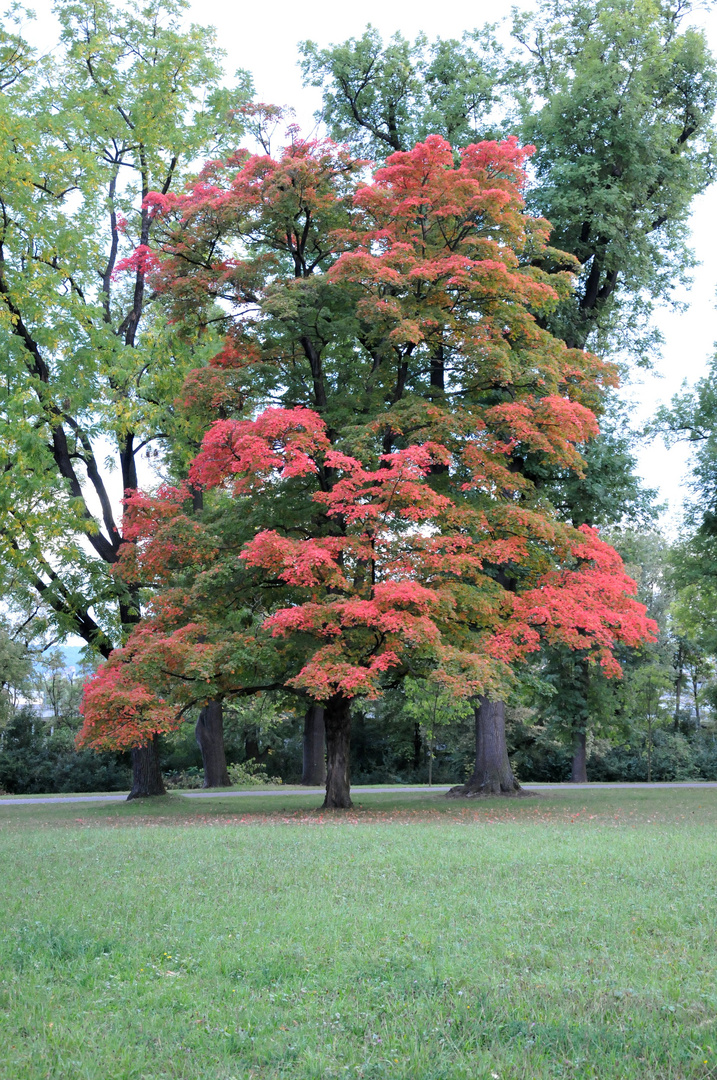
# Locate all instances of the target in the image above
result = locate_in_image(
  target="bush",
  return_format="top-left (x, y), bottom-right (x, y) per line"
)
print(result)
top-left (693, 737), bottom-right (717, 779)
top-left (163, 767), bottom-right (204, 790)
top-left (0, 709), bottom-right (130, 794)
top-left (228, 759), bottom-right (282, 787)
top-left (506, 713), bottom-right (717, 783)
top-left (507, 717), bottom-right (572, 783)
top-left (587, 729), bottom-right (702, 782)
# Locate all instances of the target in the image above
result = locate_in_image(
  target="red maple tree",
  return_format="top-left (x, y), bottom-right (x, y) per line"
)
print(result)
top-left (80, 408), bottom-right (655, 806)
top-left (79, 133), bottom-right (656, 806)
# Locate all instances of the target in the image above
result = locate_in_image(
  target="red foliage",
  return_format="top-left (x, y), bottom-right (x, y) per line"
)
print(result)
top-left (113, 244), bottom-right (161, 278)
top-left (80, 409), bottom-right (655, 750)
top-left (189, 408), bottom-right (329, 492)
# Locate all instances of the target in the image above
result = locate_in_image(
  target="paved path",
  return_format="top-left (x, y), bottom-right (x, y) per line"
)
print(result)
top-left (2, 781), bottom-right (717, 806)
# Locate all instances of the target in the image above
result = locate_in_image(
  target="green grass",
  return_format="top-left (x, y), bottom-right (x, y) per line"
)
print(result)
top-left (1, 789), bottom-right (716, 1079)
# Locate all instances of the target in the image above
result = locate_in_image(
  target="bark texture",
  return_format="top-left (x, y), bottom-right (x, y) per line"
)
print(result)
top-left (302, 704), bottom-right (326, 785)
top-left (195, 700), bottom-right (230, 788)
top-left (571, 728), bottom-right (588, 783)
top-left (127, 735), bottom-right (166, 800)
top-left (323, 694), bottom-right (352, 808)
top-left (448, 697), bottom-right (521, 796)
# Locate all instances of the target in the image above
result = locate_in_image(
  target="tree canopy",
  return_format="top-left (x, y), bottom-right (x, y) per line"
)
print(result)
top-left (78, 135), bottom-right (656, 805)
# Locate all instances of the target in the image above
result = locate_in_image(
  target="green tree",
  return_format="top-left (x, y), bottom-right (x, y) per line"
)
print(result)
top-left (0, 619), bottom-right (35, 728)
top-left (657, 362), bottom-right (717, 694)
top-left (513, 0), bottom-right (717, 353)
top-left (403, 677), bottom-right (472, 786)
top-left (0, 0), bottom-right (251, 795)
top-left (625, 661), bottom-right (673, 782)
top-left (300, 26), bottom-right (504, 160)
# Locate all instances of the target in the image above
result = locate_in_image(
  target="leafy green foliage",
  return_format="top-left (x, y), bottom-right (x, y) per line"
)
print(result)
top-left (0, 0), bottom-right (252, 654)
top-left (227, 759), bottom-right (283, 787)
top-left (0, 621), bottom-right (35, 727)
top-left (403, 676), bottom-right (473, 784)
top-left (514, 0), bottom-right (717, 353)
top-left (0, 706), bottom-right (130, 794)
top-left (300, 26), bottom-right (505, 158)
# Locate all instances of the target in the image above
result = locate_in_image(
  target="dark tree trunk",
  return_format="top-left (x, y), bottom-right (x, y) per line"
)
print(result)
top-left (673, 642), bottom-right (685, 730)
top-left (323, 694), bottom-right (352, 808)
top-left (413, 721), bottom-right (422, 770)
top-left (571, 658), bottom-right (590, 782)
top-left (195, 700), bottom-right (230, 788)
top-left (571, 728), bottom-right (588, 783)
top-left (448, 697), bottom-right (521, 796)
top-left (244, 735), bottom-right (261, 762)
top-left (302, 704), bottom-right (326, 785)
top-left (127, 735), bottom-right (165, 800)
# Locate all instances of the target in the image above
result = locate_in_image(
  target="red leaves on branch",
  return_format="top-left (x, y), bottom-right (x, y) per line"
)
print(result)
top-left (112, 244), bottom-right (161, 278)
top-left (189, 408), bottom-right (329, 493)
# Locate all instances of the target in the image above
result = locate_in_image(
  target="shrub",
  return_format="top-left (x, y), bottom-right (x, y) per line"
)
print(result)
top-left (0, 709), bottom-right (130, 794)
top-left (163, 767), bottom-right (204, 790)
top-left (228, 759), bottom-right (283, 787)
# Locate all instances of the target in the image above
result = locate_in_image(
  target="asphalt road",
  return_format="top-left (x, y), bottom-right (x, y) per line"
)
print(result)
top-left (2, 781), bottom-right (717, 806)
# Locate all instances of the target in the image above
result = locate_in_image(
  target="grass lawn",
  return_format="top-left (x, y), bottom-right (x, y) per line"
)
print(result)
top-left (0, 788), bottom-right (715, 1080)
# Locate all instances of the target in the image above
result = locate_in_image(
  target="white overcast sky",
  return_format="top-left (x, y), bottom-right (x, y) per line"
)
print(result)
top-left (22, 0), bottom-right (717, 531)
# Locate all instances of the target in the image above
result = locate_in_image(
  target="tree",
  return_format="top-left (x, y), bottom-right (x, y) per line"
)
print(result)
top-left (299, 26), bottom-right (505, 159)
top-left (626, 661), bottom-right (673, 782)
top-left (513, 0), bottom-right (717, 354)
top-left (148, 130), bottom-right (622, 797)
top-left (0, 0), bottom-right (252, 796)
top-left (301, 704), bottom-right (326, 785)
top-left (303, 0), bottom-right (716, 357)
top-left (80, 401), bottom-right (655, 808)
top-left (403, 677), bottom-right (472, 786)
top-left (0, 620), bottom-right (35, 728)
top-left (657, 363), bottom-right (717, 713)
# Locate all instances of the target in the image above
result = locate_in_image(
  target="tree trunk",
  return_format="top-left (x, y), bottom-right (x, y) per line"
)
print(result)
top-left (195, 700), bottom-right (230, 788)
top-left (323, 694), bottom-right (352, 808)
top-left (127, 735), bottom-right (165, 800)
top-left (448, 697), bottom-right (521, 796)
top-left (413, 722), bottom-right (422, 770)
top-left (673, 643), bottom-right (684, 730)
top-left (302, 704), bottom-right (326, 785)
top-left (571, 728), bottom-right (588, 783)
top-left (692, 674), bottom-right (701, 730)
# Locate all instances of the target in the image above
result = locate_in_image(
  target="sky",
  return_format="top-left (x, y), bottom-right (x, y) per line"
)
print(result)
top-left (19, 0), bottom-right (717, 531)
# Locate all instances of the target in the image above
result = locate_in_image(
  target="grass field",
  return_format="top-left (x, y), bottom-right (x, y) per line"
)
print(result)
top-left (1, 788), bottom-right (716, 1080)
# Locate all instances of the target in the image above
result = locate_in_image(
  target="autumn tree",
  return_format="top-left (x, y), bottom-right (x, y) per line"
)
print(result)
top-left (80, 403), bottom-right (655, 806)
top-left (150, 131), bottom-right (612, 796)
top-left (79, 135), bottom-right (655, 806)
top-left (0, 0), bottom-right (251, 796)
